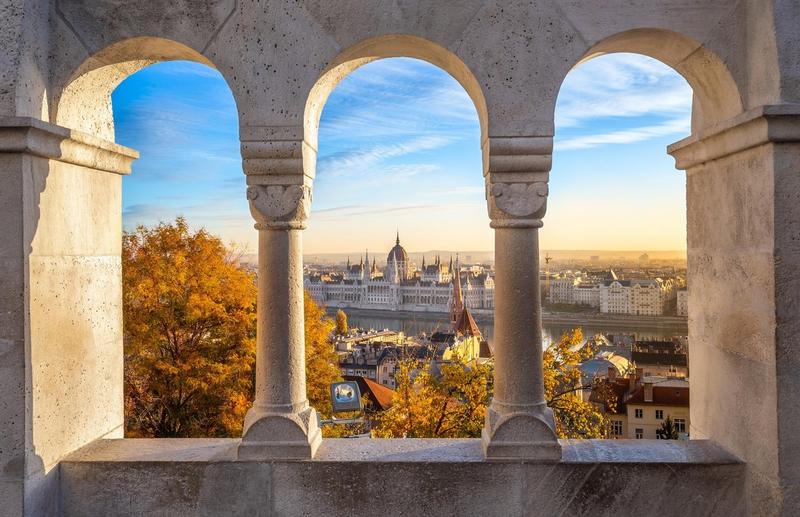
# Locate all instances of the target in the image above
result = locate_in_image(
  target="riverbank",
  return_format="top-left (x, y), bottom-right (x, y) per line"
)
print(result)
top-left (327, 307), bottom-right (688, 333)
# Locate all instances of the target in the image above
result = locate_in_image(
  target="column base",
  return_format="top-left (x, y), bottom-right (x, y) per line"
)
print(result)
top-left (238, 406), bottom-right (322, 460)
top-left (481, 403), bottom-right (561, 461)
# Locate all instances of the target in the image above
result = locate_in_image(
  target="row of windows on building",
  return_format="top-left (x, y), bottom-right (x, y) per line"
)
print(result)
top-left (610, 415), bottom-right (686, 438)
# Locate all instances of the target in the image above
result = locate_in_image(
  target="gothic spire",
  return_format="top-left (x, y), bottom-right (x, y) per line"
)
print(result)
top-left (396, 228), bottom-right (400, 246)
top-left (451, 254), bottom-right (464, 329)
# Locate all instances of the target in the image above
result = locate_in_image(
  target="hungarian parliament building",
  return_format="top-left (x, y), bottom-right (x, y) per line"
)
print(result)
top-left (305, 233), bottom-right (494, 313)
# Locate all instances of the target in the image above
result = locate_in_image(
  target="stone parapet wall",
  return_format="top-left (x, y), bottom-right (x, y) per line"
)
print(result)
top-left (60, 439), bottom-right (745, 517)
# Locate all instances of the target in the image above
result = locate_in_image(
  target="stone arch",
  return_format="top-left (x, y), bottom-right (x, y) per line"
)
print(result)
top-left (569, 28), bottom-right (743, 131)
top-left (54, 36), bottom-right (236, 141)
top-left (304, 34), bottom-right (489, 178)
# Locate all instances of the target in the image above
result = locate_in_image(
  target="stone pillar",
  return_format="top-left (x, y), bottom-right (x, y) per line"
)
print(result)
top-left (668, 105), bottom-right (800, 515)
top-left (0, 117), bottom-right (137, 515)
top-left (481, 136), bottom-right (560, 461)
top-left (238, 127), bottom-right (321, 460)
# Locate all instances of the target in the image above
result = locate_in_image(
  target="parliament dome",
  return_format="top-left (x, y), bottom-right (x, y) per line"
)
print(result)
top-left (387, 232), bottom-right (409, 264)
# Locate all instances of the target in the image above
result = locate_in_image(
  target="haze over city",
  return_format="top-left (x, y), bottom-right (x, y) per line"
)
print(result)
top-left (114, 54), bottom-right (692, 255)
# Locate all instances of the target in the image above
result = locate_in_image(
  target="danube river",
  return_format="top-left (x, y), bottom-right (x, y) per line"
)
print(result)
top-left (335, 309), bottom-right (688, 349)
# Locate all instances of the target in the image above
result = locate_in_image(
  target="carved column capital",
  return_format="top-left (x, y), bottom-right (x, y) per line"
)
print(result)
top-left (240, 125), bottom-right (315, 230)
top-left (247, 184), bottom-right (312, 230)
top-left (483, 135), bottom-right (552, 228)
top-left (487, 181), bottom-right (548, 228)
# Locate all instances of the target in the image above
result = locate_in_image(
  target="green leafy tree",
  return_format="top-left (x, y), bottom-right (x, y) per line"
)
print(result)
top-left (656, 415), bottom-right (679, 440)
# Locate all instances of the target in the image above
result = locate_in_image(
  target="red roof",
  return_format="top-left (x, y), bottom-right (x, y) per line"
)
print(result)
top-left (626, 385), bottom-right (689, 406)
top-left (343, 375), bottom-right (396, 411)
top-left (454, 307), bottom-right (482, 338)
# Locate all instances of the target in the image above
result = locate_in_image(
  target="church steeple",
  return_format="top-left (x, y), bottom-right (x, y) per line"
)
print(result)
top-left (422, 255), bottom-right (426, 269)
top-left (451, 254), bottom-right (463, 328)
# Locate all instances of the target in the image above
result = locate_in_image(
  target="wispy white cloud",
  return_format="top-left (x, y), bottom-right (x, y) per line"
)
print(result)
top-left (556, 54), bottom-right (692, 131)
top-left (555, 117), bottom-right (690, 151)
top-left (317, 135), bottom-right (451, 177)
top-left (311, 202), bottom-right (481, 223)
top-left (319, 58), bottom-right (479, 146)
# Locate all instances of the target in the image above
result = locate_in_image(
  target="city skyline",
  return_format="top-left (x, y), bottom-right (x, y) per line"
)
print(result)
top-left (114, 54), bottom-right (692, 254)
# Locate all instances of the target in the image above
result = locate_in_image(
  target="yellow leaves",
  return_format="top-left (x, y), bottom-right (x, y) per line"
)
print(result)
top-left (543, 328), bottom-right (610, 439)
top-left (371, 327), bottom-right (608, 439)
top-left (123, 218), bottom-right (257, 438)
top-left (303, 292), bottom-right (342, 421)
top-left (335, 310), bottom-right (348, 336)
top-left (371, 356), bottom-right (492, 438)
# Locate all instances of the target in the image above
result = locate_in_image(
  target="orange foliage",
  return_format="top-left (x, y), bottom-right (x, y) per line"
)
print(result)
top-left (303, 291), bottom-right (342, 421)
top-left (123, 218), bottom-right (257, 437)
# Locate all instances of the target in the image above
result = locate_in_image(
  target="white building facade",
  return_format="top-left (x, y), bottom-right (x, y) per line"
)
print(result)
top-left (677, 289), bottom-right (688, 316)
top-left (599, 279), bottom-right (676, 316)
top-left (305, 235), bottom-right (494, 313)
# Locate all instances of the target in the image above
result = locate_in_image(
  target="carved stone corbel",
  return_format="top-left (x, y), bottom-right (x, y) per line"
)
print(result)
top-left (246, 184), bottom-right (312, 230)
top-left (239, 126), bottom-right (315, 230)
top-left (486, 181), bottom-right (548, 227)
top-left (483, 135), bottom-right (552, 228)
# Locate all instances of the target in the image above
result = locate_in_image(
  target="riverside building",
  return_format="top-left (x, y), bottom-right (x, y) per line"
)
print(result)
top-left (305, 232), bottom-right (494, 313)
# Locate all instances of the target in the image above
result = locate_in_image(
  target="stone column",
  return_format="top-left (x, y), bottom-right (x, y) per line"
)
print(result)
top-left (481, 136), bottom-right (560, 460)
top-left (238, 127), bottom-right (321, 460)
top-left (668, 105), bottom-right (800, 514)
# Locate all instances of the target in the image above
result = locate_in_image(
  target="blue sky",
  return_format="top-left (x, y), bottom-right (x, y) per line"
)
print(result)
top-left (113, 54), bottom-right (692, 255)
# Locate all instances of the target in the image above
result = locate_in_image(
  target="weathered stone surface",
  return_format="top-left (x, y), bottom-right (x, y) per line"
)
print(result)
top-left (60, 439), bottom-right (746, 517)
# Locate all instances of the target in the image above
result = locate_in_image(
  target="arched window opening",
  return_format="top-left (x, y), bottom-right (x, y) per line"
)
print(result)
top-left (305, 57), bottom-right (492, 438)
top-left (549, 53), bottom-right (693, 440)
top-left (111, 61), bottom-right (255, 438)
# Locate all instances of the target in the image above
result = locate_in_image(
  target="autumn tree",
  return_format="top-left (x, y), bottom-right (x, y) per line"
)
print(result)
top-left (543, 328), bottom-right (613, 438)
top-left (371, 353), bottom-right (492, 438)
top-left (371, 328), bottom-right (610, 439)
top-left (335, 309), bottom-right (349, 335)
top-left (304, 291), bottom-right (343, 424)
top-left (123, 218), bottom-right (257, 438)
